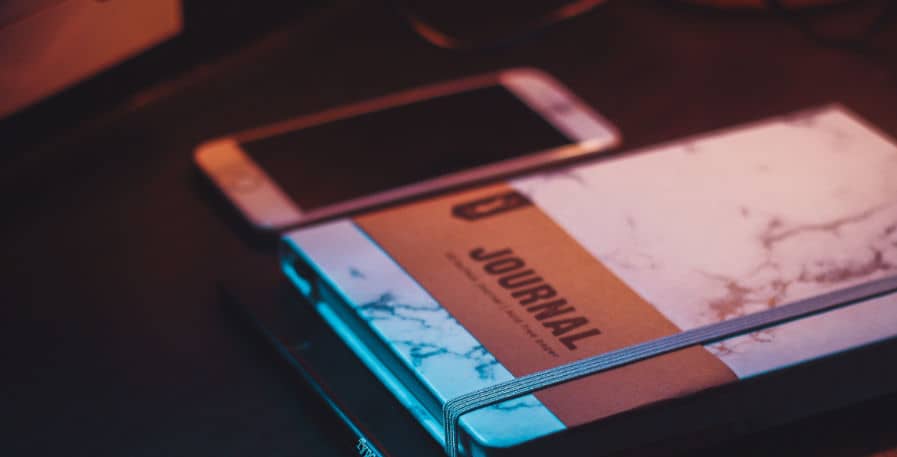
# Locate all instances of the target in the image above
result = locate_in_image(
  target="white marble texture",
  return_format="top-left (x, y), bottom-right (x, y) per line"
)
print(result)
top-left (284, 106), bottom-right (897, 451)
top-left (286, 221), bottom-right (565, 448)
top-left (511, 107), bottom-right (897, 377)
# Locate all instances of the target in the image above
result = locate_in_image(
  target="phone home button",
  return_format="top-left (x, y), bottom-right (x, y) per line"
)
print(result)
top-left (219, 166), bottom-right (262, 193)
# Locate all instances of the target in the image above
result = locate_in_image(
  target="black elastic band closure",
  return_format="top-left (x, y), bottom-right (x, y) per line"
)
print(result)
top-left (443, 274), bottom-right (897, 457)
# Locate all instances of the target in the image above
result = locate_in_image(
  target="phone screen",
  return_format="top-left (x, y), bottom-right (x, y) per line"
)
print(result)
top-left (240, 85), bottom-right (570, 211)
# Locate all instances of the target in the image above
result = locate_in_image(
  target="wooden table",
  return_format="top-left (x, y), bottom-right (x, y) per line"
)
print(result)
top-left (3, 1), bottom-right (896, 455)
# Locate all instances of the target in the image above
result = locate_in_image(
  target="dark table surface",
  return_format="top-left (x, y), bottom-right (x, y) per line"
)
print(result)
top-left (4, 1), bottom-right (897, 456)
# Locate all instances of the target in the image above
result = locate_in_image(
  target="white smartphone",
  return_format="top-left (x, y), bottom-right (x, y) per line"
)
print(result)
top-left (194, 68), bottom-right (620, 232)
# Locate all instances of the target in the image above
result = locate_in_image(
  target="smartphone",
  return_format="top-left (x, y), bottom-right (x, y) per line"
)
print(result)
top-left (194, 68), bottom-right (620, 231)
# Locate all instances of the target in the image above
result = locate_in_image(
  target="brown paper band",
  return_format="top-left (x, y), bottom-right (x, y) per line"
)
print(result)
top-left (355, 183), bottom-right (738, 426)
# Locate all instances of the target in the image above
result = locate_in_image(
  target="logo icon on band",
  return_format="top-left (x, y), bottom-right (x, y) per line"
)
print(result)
top-left (451, 190), bottom-right (532, 221)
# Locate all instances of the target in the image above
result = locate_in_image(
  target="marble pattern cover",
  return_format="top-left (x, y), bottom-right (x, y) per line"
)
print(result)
top-left (510, 107), bottom-right (897, 377)
top-left (283, 105), bottom-right (897, 448)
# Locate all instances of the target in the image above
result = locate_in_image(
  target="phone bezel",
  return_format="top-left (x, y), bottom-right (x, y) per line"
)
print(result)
top-left (194, 68), bottom-right (621, 232)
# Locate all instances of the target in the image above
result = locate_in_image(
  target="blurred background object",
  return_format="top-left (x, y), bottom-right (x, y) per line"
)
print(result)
top-left (0, 0), bottom-right (182, 118)
top-left (394, 0), bottom-right (892, 51)
top-left (684, 0), bottom-right (843, 8)
top-left (392, 0), bottom-right (610, 49)
top-left (2, 0), bottom-right (319, 156)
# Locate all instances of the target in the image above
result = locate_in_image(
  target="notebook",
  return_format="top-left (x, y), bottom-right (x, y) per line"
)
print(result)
top-left (280, 105), bottom-right (897, 456)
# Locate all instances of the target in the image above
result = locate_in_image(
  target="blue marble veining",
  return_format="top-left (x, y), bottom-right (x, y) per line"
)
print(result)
top-left (285, 221), bottom-right (566, 449)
